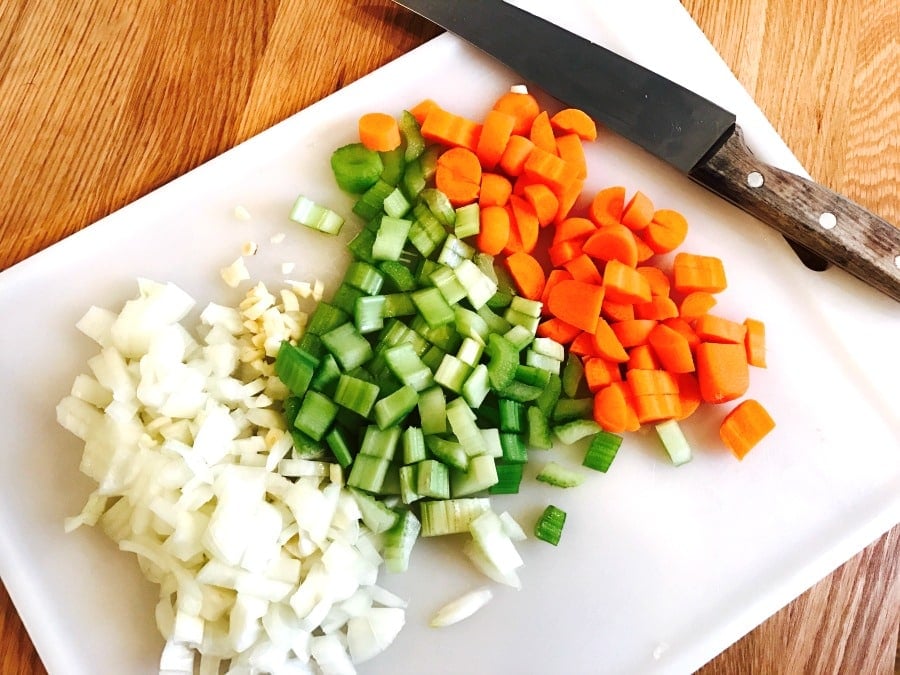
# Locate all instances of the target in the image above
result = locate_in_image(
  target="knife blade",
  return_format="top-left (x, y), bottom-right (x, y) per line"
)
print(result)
top-left (393, 0), bottom-right (900, 303)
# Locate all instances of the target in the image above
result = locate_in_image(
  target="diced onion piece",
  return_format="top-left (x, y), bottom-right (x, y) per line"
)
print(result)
top-left (221, 257), bottom-right (250, 288)
top-left (429, 587), bottom-right (493, 627)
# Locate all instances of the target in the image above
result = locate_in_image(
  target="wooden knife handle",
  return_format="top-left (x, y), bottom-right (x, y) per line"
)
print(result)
top-left (689, 124), bottom-right (900, 302)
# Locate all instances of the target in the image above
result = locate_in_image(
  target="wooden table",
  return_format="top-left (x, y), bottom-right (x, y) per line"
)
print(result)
top-left (0, 1), bottom-right (897, 672)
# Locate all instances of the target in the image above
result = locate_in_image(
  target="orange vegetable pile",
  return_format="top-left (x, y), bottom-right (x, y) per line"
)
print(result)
top-left (359, 88), bottom-right (776, 460)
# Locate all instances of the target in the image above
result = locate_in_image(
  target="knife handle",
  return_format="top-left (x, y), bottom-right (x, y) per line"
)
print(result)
top-left (689, 124), bottom-right (900, 302)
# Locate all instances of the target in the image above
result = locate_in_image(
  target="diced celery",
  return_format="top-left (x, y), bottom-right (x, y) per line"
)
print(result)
top-left (374, 385), bottom-right (418, 430)
top-left (334, 374), bottom-right (380, 418)
top-left (347, 226), bottom-right (377, 262)
top-left (430, 265), bottom-right (468, 304)
top-left (399, 464), bottom-right (422, 504)
top-left (384, 343), bottom-right (434, 392)
top-left (325, 426), bottom-right (354, 468)
top-left (437, 235), bottom-right (475, 269)
top-left (350, 487), bottom-right (399, 535)
top-left (354, 294), bottom-right (386, 334)
top-left (499, 432), bottom-right (528, 464)
top-left (383, 187), bottom-right (412, 218)
top-left (417, 459), bottom-right (450, 499)
top-left (434, 354), bottom-right (472, 394)
top-left (379, 260), bottom-right (418, 293)
top-left (420, 188), bottom-right (456, 227)
top-left (534, 505), bottom-right (566, 546)
top-left (561, 352), bottom-right (586, 398)
top-left (348, 454), bottom-right (390, 493)
top-left (382, 292), bottom-right (417, 318)
top-left (503, 307), bottom-right (540, 333)
top-left (450, 454), bottom-right (499, 497)
top-left (373, 216), bottom-right (413, 261)
top-left (456, 337), bottom-right (484, 367)
top-left (289, 195), bottom-right (344, 235)
top-left (583, 430), bottom-right (623, 472)
top-left (532, 336), bottom-right (565, 361)
top-left (499, 398), bottom-right (525, 433)
top-left (553, 419), bottom-right (603, 445)
top-left (359, 425), bottom-right (402, 460)
top-left (384, 510), bottom-right (421, 572)
top-left (552, 397), bottom-right (593, 422)
top-left (485, 333), bottom-right (518, 389)
top-left (479, 428), bottom-right (503, 458)
top-left (526, 405), bottom-right (554, 450)
top-left (454, 259), bottom-right (497, 309)
top-left (331, 143), bottom-right (383, 194)
top-left (420, 498), bottom-right (491, 537)
top-left (504, 324), bottom-right (534, 351)
top-left (353, 179), bottom-right (394, 221)
top-left (402, 426), bottom-right (427, 464)
top-left (656, 419), bottom-right (692, 466)
top-left (534, 373), bottom-right (563, 418)
top-left (331, 282), bottom-right (365, 315)
top-left (461, 363), bottom-right (491, 408)
top-left (274, 342), bottom-right (319, 397)
top-left (454, 202), bottom-right (480, 239)
top-left (293, 390), bottom-right (338, 441)
top-left (476, 303), bottom-right (512, 335)
top-left (411, 287), bottom-right (455, 328)
top-left (344, 261), bottom-right (385, 295)
top-left (321, 323), bottom-right (373, 371)
top-left (307, 302), bottom-right (350, 336)
top-left (446, 397), bottom-right (488, 457)
top-left (510, 295), bottom-right (542, 318)
top-left (379, 148), bottom-right (406, 186)
top-left (536, 461), bottom-right (585, 488)
top-left (425, 436), bottom-right (469, 472)
top-left (489, 462), bottom-right (524, 494)
top-left (453, 306), bottom-right (490, 343)
top-left (399, 110), bottom-right (425, 162)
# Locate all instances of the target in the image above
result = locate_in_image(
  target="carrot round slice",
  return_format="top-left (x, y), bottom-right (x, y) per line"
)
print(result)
top-left (522, 183), bottom-right (559, 227)
top-left (588, 186), bottom-right (626, 228)
top-left (719, 399), bottom-right (775, 459)
top-left (476, 109), bottom-right (516, 171)
top-left (620, 190), bottom-right (654, 231)
top-left (492, 91), bottom-right (541, 135)
top-left (435, 147), bottom-right (482, 206)
top-left (582, 224), bottom-right (639, 267)
top-left (358, 112), bottom-right (402, 151)
top-left (549, 108), bottom-right (598, 141)
top-left (643, 209), bottom-right (689, 254)
top-left (547, 279), bottom-right (605, 333)
top-left (476, 205), bottom-right (511, 255)
top-left (506, 251), bottom-right (546, 300)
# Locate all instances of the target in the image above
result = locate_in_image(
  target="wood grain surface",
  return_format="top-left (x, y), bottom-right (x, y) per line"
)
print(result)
top-left (0, 1), bottom-right (897, 673)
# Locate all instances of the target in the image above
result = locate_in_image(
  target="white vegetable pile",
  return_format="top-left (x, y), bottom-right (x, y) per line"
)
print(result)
top-left (57, 279), bottom-right (407, 675)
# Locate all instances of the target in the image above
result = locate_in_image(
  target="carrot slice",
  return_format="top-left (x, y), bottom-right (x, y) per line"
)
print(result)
top-left (643, 208), bottom-right (688, 253)
top-left (553, 178), bottom-right (584, 224)
top-left (536, 317), bottom-right (581, 344)
top-left (506, 251), bottom-right (546, 300)
top-left (582, 225), bottom-right (639, 268)
top-left (479, 172), bottom-right (513, 208)
top-left (435, 147), bottom-right (482, 206)
top-left (492, 90), bottom-right (541, 135)
top-left (626, 369), bottom-right (678, 396)
top-left (636, 266), bottom-right (671, 297)
top-left (502, 204), bottom-right (524, 255)
top-left (522, 183), bottom-right (559, 227)
top-left (647, 322), bottom-right (695, 373)
top-left (409, 99), bottom-right (440, 125)
top-left (593, 382), bottom-right (640, 433)
top-left (673, 252), bottom-right (727, 294)
top-left (610, 319), bottom-right (657, 348)
top-left (476, 205), bottom-right (511, 255)
top-left (719, 399), bottom-right (776, 460)
top-left (555, 133), bottom-right (587, 179)
top-left (570, 331), bottom-right (600, 358)
top-left (634, 295), bottom-right (679, 321)
top-left (674, 372), bottom-right (702, 420)
top-left (548, 239), bottom-right (582, 267)
top-left (564, 253), bottom-right (603, 285)
top-left (358, 112), bottom-right (402, 152)
top-left (695, 342), bottom-right (749, 403)
top-left (540, 268), bottom-right (573, 314)
top-left (591, 318), bottom-right (629, 363)
top-left (693, 314), bottom-right (747, 344)
top-left (744, 318), bottom-right (767, 368)
top-left (522, 146), bottom-right (580, 193)
top-left (679, 291), bottom-right (717, 321)
top-left (603, 259), bottom-right (652, 304)
top-left (529, 110), bottom-right (558, 154)
top-left (420, 107), bottom-right (481, 151)
top-left (547, 280), bottom-right (605, 333)
top-left (549, 108), bottom-right (598, 141)
top-left (498, 135), bottom-right (535, 176)
top-left (508, 194), bottom-right (540, 253)
top-left (627, 344), bottom-right (659, 371)
top-left (620, 191), bottom-right (654, 231)
top-left (602, 298), bottom-right (635, 322)
top-left (588, 186), bottom-right (626, 228)
top-left (584, 357), bottom-right (620, 392)
top-left (552, 217), bottom-right (595, 245)
top-left (475, 109), bottom-right (516, 170)
top-left (662, 317), bottom-right (701, 350)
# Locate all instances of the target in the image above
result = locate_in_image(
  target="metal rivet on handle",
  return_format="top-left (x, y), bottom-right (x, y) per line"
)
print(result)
top-left (747, 171), bottom-right (764, 188)
top-left (894, 255), bottom-right (900, 269)
top-left (819, 212), bottom-right (837, 230)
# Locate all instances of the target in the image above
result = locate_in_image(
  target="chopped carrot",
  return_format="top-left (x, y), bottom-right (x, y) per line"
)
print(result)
top-left (508, 194), bottom-right (540, 253)
top-left (409, 98), bottom-right (440, 125)
top-left (610, 318), bottom-right (657, 348)
top-left (498, 135), bottom-right (535, 177)
top-left (603, 259), bottom-right (652, 304)
top-left (693, 314), bottom-right (747, 344)
top-left (548, 239), bottom-right (582, 267)
top-left (492, 90), bottom-right (541, 136)
top-left (672, 252), bottom-right (728, 294)
top-left (564, 253), bottom-right (603, 285)
top-left (634, 393), bottom-right (681, 424)
top-left (620, 191), bottom-right (654, 231)
top-left (502, 205), bottom-right (524, 255)
top-left (662, 317), bottom-right (701, 350)
top-left (529, 110), bottom-right (558, 154)
top-left (549, 108), bottom-right (598, 142)
top-left (634, 295), bottom-right (679, 321)
top-left (602, 298), bottom-right (635, 322)
top-left (420, 107), bottom-right (481, 151)
top-left (552, 217), bottom-right (596, 245)
top-left (643, 208), bottom-right (688, 254)
top-left (505, 251), bottom-right (546, 300)
top-left (435, 147), bottom-right (482, 206)
top-left (584, 357), bottom-right (623, 392)
top-left (475, 109), bottom-right (516, 171)
top-left (674, 372), bottom-right (702, 420)
top-left (647, 323), bottom-right (695, 373)
top-left (476, 205), bottom-right (511, 255)
top-left (679, 291), bottom-right (717, 321)
top-left (522, 146), bottom-right (580, 194)
top-left (555, 133), bottom-right (587, 179)
top-left (521, 183), bottom-right (559, 227)
top-left (540, 268), bottom-right (573, 313)
top-left (536, 317), bottom-right (582, 344)
top-left (358, 112), bottom-right (402, 152)
top-left (627, 344), bottom-right (659, 371)
top-left (582, 225), bottom-right (639, 268)
top-left (588, 186), bottom-right (626, 228)
top-left (570, 331), bottom-right (599, 358)
top-left (591, 318), bottom-right (629, 363)
top-left (634, 236), bottom-right (656, 263)
top-left (626, 369), bottom-right (678, 396)
top-left (547, 280), bottom-right (605, 333)
top-left (593, 382), bottom-right (640, 433)
top-left (553, 177), bottom-right (584, 224)
top-left (719, 399), bottom-right (775, 459)
top-left (744, 318), bottom-right (767, 368)
top-left (636, 266), bottom-right (671, 297)
top-left (695, 342), bottom-right (749, 403)
top-left (479, 172), bottom-right (513, 208)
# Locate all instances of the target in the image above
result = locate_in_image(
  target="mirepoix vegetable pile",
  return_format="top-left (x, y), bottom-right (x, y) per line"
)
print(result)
top-left (58, 85), bottom-right (777, 675)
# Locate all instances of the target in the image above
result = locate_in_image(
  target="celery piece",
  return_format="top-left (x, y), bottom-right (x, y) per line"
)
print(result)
top-left (384, 510), bottom-right (421, 572)
top-left (430, 265), bottom-right (468, 305)
top-left (399, 464), bottom-right (422, 504)
top-left (347, 226), bottom-right (377, 262)
top-left (353, 179), bottom-right (394, 221)
top-left (382, 292), bottom-right (417, 318)
top-left (402, 426), bottom-right (427, 464)
top-left (307, 302), bottom-right (350, 336)
top-left (446, 397), bottom-right (488, 457)
top-left (454, 258), bottom-right (498, 309)
top-left (532, 336), bottom-right (565, 361)
top-left (377, 461), bottom-right (402, 496)
top-left (379, 148), bottom-right (406, 186)
top-left (499, 432), bottom-right (528, 464)
top-left (297, 332), bottom-right (326, 359)
top-left (421, 344), bottom-right (446, 373)
top-left (536, 461), bottom-right (585, 488)
top-left (359, 424), bottom-right (403, 461)
top-left (509, 295), bottom-right (542, 319)
top-left (289, 428), bottom-right (326, 459)
top-left (489, 462), bottom-right (524, 495)
top-left (331, 282), bottom-right (365, 315)
top-left (479, 427), bottom-right (503, 458)
top-left (384, 343), bottom-right (434, 392)
top-left (454, 306), bottom-right (490, 343)
top-left (485, 333), bottom-right (519, 389)
top-left (378, 260), bottom-right (418, 292)
top-left (534, 505), bottom-right (566, 546)
top-left (486, 290), bottom-right (514, 310)
top-left (504, 324), bottom-right (534, 352)
top-left (503, 307), bottom-right (540, 334)
top-left (293, 390), bottom-right (338, 442)
top-left (437, 235), bottom-right (475, 269)
top-left (354, 294), bottom-right (386, 334)
top-left (411, 287), bottom-right (455, 328)
top-left (420, 188), bottom-right (456, 227)
top-left (402, 156), bottom-right (427, 200)
top-left (420, 498), bottom-right (491, 537)
top-left (347, 453), bottom-right (391, 494)
top-left (655, 419), bottom-right (692, 466)
top-left (450, 454), bottom-right (499, 497)
top-left (325, 426), bottom-right (355, 468)
top-left (434, 354), bottom-right (472, 394)
top-left (425, 436), bottom-right (469, 472)
top-left (498, 398), bottom-right (525, 433)
top-left (552, 396), bottom-right (593, 423)
top-left (534, 373), bottom-right (562, 419)
top-left (553, 419), bottom-right (602, 446)
top-left (321, 323), bottom-right (373, 371)
top-left (350, 487), bottom-right (399, 534)
top-left (456, 337), bottom-right (484, 367)
top-left (373, 216), bottom-right (413, 261)
top-left (417, 459), bottom-right (450, 499)
top-left (374, 385), bottom-right (418, 430)
top-left (344, 261), bottom-right (385, 295)
top-left (282, 395), bottom-right (302, 428)
top-left (410, 315), bottom-right (461, 352)
top-left (561, 352), bottom-right (586, 399)
top-left (417, 386), bottom-right (447, 435)
top-left (274, 342), bottom-right (319, 397)
top-left (496, 379), bottom-right (543, 403)
top-left (476, 303), bottom-right (512, 335)
top-left (334, 374), bottom-right (380, 418)
top-left (526, 349), bottom-right (562, 375)
top-left (383, 187), bottom-right (412, 218)
top-left (400, 110), bottom-right (425, 162)
top-left (526, 405), bottom-right (553, 450)
top-left (454, 202), bottom-right (480, 239)
top-left (289, 195), bottom-right (344, 235)
top-left (583, 430), bottom-right (623, 473)
top-left (331, 143), bottom-right (383, 194)
top-left (461, 363), bottom-right (491, 408)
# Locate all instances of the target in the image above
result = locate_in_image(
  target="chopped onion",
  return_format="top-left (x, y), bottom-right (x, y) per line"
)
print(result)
top-left (429, 587), bottom-right (494, 627)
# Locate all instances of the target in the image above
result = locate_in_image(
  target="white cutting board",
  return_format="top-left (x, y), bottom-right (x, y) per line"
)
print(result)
top-left (0, 2), bottom-right (897, 674)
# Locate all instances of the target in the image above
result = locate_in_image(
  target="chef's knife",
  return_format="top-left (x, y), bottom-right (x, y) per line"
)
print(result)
top-left (393, 0), bottom-right (900, 303)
